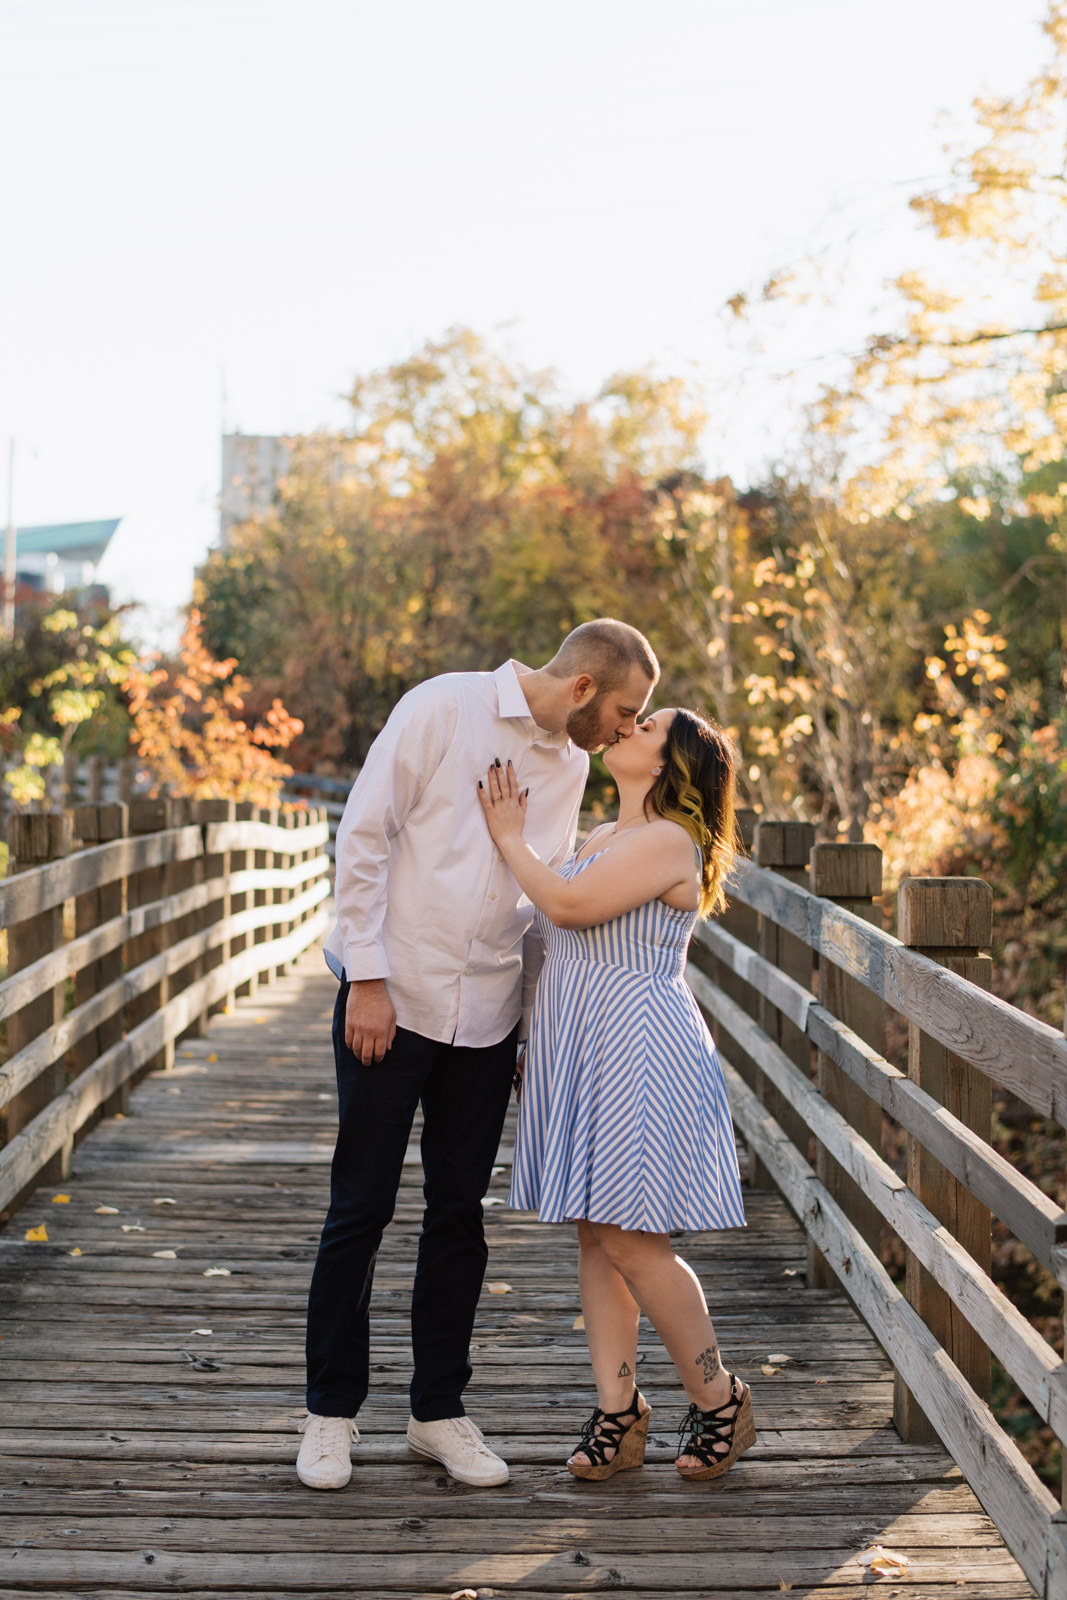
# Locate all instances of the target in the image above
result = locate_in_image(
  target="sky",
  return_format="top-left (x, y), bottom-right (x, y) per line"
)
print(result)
top-left (0, 0), bottom-right (1051, 647)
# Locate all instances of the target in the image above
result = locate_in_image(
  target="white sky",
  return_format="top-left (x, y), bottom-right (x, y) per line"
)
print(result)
top-left (0, 0), bottom-right (1050, 646)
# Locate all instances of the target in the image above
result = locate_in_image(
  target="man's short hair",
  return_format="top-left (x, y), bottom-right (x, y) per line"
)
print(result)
top-left (545, 619), bottom-right (659, 693)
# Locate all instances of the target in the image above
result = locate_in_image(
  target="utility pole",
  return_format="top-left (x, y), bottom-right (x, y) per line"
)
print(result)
top-left (3, 437), bottom-right (15, 642)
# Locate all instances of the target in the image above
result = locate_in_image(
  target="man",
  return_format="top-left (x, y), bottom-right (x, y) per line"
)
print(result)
top-left (297, 619), bottom-right (659, 1490)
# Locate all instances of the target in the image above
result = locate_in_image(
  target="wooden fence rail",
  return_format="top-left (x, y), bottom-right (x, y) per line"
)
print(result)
top-left (689, 816), bottom-right (1067, 1600)
top-left (0, 801), bottom-right (331, 1221)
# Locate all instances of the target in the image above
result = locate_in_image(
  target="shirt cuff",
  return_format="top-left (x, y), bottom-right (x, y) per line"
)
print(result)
top-left (342, 943), bottom-right (391, 982)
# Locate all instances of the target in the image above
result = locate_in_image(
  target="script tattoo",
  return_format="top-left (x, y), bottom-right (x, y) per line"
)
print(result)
top-left (617, 1361), bottom-right (633, 1378)
top-left (695, 1344), bottom-right (721, 1383)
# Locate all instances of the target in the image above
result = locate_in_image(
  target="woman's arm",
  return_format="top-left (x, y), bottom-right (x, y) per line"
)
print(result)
top-left (478, 761), bottom-right (695, 928)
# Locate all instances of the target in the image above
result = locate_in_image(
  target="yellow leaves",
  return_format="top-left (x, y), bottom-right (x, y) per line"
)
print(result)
top-left (153, 1197), bottom-right (176, 1206)
top-left (486, 1282), bottom-right (513, 1295)
top-left (69, 1248), bottom-right (82, 1257)
top-left (207, 1053), bottom-right (218, 1063)
top-left (152, 1250), bottom-right (178, 1260)
top-left (858, 1545), bottom-right (909, 1579)
top-left (52, 1194), bottom-right (71, 1204)
top-left (95, 1205), bottom-right (119, 1214)
top-left (24, 1224), bottom-right (48, 1242)
top-left (41, 608), bottom-right (80, 633)
top-left (572, 1314), bottom-right (585, 1330)
top-left (120, 1223), bottom-right (145, 1233)
top-left (204, 1267), bottom-right (231, 1276)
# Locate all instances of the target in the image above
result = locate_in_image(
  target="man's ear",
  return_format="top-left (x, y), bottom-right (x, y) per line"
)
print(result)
top-left (571, 673), bottom-right (597, 706)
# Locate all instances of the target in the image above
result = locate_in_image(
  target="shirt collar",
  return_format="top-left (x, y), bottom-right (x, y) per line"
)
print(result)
top-left (494, 659), bottom-right (573, 750)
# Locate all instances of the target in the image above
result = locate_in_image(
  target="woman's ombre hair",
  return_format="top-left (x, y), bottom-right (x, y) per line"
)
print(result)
top-left (645, 709), bottom-right (739, 918)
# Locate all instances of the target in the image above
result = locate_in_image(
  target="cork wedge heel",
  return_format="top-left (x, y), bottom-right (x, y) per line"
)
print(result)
top-left (567, 1391), bottom-right (651, 1481)
top-left (675, 1375), bottom-right (756, 1481)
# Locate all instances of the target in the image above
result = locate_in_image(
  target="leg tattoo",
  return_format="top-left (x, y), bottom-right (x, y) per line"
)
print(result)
top-left (617, 1360), bottom-right (633, 1378)
top-left (695, 1344), bottom-right (722, 1384)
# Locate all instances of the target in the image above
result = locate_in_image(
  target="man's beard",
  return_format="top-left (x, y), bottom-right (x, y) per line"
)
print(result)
top-left (566, 694), bottom-right (613, 752)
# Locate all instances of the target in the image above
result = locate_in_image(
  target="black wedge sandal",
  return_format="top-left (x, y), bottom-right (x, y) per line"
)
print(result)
top-left (675, 1374), bottom-right (756, 1481)
top-left (567, 1388), bottom-right (651, 1481)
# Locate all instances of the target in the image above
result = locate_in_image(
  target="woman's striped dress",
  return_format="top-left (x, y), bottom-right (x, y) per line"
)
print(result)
top-left (509, 849), bottom-right (746, 1233)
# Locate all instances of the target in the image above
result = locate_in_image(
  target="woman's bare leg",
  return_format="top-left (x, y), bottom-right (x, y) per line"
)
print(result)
top-left (584, 1221), bottom-right (736, 1472)
top-left (569, 1220), bottom-right (647, 1468)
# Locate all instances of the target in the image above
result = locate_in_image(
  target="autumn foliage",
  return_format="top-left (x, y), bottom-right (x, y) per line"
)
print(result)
top-left (123, 609), bottom-right (303, 805)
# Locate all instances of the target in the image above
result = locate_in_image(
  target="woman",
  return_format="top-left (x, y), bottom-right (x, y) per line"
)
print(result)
top-left (477, 707), bottom-right (755, 1483)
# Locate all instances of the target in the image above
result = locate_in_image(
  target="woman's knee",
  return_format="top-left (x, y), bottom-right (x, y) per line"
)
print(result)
top-left (590, 1223), bottom-right (667, 1273)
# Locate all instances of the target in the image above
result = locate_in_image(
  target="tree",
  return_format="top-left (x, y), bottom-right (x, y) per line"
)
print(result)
top-left (123, 609), bottom-right (303, 805)
top-left (0, 597), bottom-right (137, 808)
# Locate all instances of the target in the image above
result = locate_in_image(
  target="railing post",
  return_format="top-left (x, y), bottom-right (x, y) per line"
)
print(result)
top-left (276, 810), bottom-right (296, 979)
top-left (125, 798), bottom-right (175, 1077)
top-left (808, 842), bottom-right (886, 1289)
top-left (255, 805), bottom-right (278, 987)
top-left (893, 876), bottom-right (993, 1443)
top-left (196, 799), bottom-right (235, 1018)
top-left (232, 801), bottom-right (257, 999)
top-left (73, 802), bottom-right (130, 1122)
top-left (5, 811), bottom-right (74, 1187)
top-left (87, 753), bottom-right (106, 804)
top-left (117, 756), bottom-right (136, 806)
top-left (753, 820), bottom-right (816, 1180)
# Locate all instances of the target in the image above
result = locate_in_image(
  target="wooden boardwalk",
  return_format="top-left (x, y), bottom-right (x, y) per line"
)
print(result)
top-left (0, 951), bottom-right (1033, 1599)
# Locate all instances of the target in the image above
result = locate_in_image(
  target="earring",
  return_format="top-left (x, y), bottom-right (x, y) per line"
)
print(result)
top-left (652, 766), bottom-right (662, 775)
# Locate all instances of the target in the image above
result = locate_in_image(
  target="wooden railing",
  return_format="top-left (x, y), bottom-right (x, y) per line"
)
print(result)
top-left (0, 799), bottom-right (331, 1221)
top-left (688, 814), bottom-right (1067, 1600)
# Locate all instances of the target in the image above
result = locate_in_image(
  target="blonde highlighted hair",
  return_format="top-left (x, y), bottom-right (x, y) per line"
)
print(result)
top-left (645, 708), bottom-right (739, 918)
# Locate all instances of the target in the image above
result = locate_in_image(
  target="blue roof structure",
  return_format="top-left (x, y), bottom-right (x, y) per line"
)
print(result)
top-left (14, 520), bottom-right (121, 563)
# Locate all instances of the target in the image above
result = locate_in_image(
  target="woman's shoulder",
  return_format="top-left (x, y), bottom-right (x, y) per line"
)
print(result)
top-left (644, 816), bottom-right (697, 857)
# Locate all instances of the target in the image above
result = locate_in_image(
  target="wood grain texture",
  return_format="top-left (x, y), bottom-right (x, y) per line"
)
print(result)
top-left (0, 953), bottom-right (1033, 1599)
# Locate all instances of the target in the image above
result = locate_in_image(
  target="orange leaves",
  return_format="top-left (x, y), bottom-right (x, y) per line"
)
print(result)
top-left (123, 609), bottom-right (303, 806)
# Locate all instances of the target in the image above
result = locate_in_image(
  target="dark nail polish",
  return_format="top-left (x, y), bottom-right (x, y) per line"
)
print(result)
top-left (494, 758), bottom-right (502, 768)
top-left (478, 780), bottom-right (483, 789)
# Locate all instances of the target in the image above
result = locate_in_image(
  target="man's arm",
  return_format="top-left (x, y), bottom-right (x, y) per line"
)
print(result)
top-left (334, 681), bottom-right (458, 1063)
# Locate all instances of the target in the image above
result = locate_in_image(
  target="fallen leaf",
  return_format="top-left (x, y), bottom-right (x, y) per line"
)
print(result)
top-left (24, 1224), bottom-right (47, 1241)
top-left (190, 1328), bottom-right (213, 1336)
top-left (573, 1314), bottom-right (585, 1330)
top-left (782, 1267), bottom-right (799, 1277)
top-left (207, 1053), bottom-right (218, 1062)
top-left (153, 1198), bottom-right (176, 1206)
top-left (481, 1196), bottom-right (504, 1207)
top-left (114, 1113), bottom-right (126, 1119)
top-left (761, 1364), bottom-right (780, 1376)
top-left (204, 1267), bottom-right (231, 1276)
top-left (182, 1050), bottom-right (193, 1058)
top-left (766, 1352), bottom-right (792, 1364)
top-left (120, 1224), bottom-right (146, 1233)
top-left (779, 1583), bottom-right (793, 1593)
top-left (487, 1282), bottom-right (512, 1295)
top-left (450, 1591), bottom-right (478, 1599)
top-left (816, 1377), bottom-right (828, 1384)
top-left (255, 1016), bottom-right (266, 1024)
top-left (152, 1250), bottom-right (178, 1259)
top-left (68, 1248), bottom-right (82, 1257)
top-left (858, 1544), bottom-right (909, 1578)
top-left (94, 1205), bottom-right (119, 1215)
top-left (52, 1193), bottom-right (71, 1204)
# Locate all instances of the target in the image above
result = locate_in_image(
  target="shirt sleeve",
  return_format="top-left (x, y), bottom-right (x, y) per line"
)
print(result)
top-left (332, 680), bottom-right (459, 982)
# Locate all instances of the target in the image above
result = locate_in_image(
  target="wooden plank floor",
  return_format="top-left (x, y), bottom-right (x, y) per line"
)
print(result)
top-left (0, 951), bottom-right (1033, 1599)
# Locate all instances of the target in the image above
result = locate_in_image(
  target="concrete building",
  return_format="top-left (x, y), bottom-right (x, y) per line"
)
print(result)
top-left (219, 434), bottom-right (295, 548)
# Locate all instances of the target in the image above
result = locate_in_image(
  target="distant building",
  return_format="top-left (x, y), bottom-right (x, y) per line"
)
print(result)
top-left (220, 434), bottom-right (295, 548)
top-left (13, 519), bottom-right (121, 598)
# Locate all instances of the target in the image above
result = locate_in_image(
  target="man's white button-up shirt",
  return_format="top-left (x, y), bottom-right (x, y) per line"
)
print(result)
top-left (323, 660), bottom-right (589, 1048)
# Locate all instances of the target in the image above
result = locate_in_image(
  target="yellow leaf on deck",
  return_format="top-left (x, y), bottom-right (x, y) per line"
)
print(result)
top-left (152, 1250), bottom-right (178, 1259)
top-left (95, 1205), bottom-right (119, 1214)
top-left (487, 1281), bottom-right (512, 1294)
top-left (153, 1198), bottom-right (176, 1206)
top-left (450, 1590), bottom-right (478, 1599)
top-left (572, 1314), bottom-right (585, 1330)
top-left (190, 1328), bottom-right (213, 1336)
top-left (766, 1352), bottom-right (791, 1364)
top-left (24, 1224), bottom-right (47, 1241)
top-left (761, 1364), bottom-right (780, 1376)
top-left (204, 1267), bottom-right (231, 1276)
top-left (120, 1224), bottom-right (145, 1233)
top-left (52, 1194), bottom-right (71, 1204)
top-left (114, 1113), bottom-right (126, 1119)
top-left (207, 1053), bottom-right (218, 1062)
top-left (858, 1544), bottom-right (909, 1578)
top-left (69, 1248), bottom-right (83, 1256)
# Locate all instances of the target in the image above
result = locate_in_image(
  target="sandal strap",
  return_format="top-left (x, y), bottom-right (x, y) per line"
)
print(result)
top-left (574, 1389), bottom-right (642, 1466)
top-left (677, 1377), bottom-right (743, 1466)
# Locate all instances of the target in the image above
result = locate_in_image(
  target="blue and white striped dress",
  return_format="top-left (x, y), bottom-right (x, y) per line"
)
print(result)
top-left (509, 847), bottom-right (746, 1233)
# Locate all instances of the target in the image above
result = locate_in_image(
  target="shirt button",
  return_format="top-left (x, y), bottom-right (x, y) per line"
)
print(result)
top-left (489, 893), bottom-right (497, 902)
top-left (464, 967), bottom-right (472, 976)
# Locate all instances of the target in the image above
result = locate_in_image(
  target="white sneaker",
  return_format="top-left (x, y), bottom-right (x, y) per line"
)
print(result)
top-left (407, 1415), bottom-right (509, 1486)
top-left (296, 1412), bottom-right (359, 1489)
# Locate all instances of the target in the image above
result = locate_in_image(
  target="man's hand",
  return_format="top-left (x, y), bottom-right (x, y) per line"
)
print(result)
top-left (513, 1044), bottom-right (526, 1103)
top-left (345, 979), bottom-right (397, 1065)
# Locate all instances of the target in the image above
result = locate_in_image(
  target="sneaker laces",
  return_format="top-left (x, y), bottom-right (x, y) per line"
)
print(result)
top-left (450, 1416), bottom-right (499, 1459)
top-left (299, 1413), bottom-right (357, 1458)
